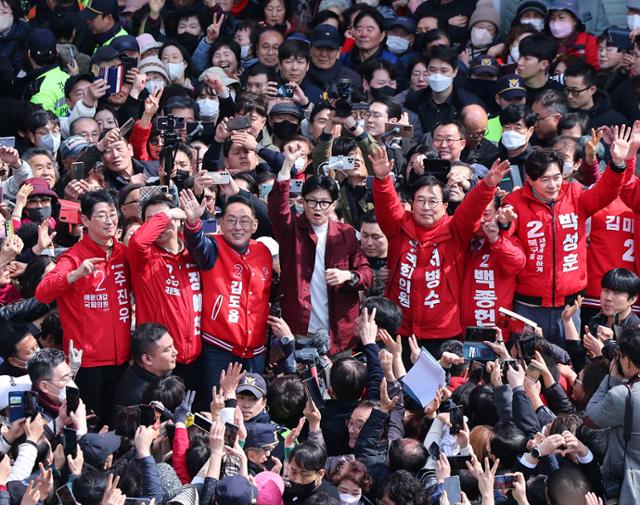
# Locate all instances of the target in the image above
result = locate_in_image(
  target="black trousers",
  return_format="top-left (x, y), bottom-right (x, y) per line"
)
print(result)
top-left (75, 364), bottom-right (127, 424)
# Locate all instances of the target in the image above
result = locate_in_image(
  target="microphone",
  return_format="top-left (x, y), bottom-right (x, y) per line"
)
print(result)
top-left (378, 126), bottom-right (401, 139)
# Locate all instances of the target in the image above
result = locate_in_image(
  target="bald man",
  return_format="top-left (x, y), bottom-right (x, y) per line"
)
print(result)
top-left (460, 104), bottom-right (499, 169)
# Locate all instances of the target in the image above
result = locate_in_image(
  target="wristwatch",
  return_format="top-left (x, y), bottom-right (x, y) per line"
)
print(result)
top-left (347, 122), bottom-right (359, 133)
top-left (530, 447), bottom-right (542, 459)
top-left (347, 271), bottom-right (360, 287)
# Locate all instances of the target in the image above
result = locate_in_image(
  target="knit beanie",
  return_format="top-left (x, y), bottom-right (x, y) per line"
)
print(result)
top-left (469, 0), bottom-right (501, 31)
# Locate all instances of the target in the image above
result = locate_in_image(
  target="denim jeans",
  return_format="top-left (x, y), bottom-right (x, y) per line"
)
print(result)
top-left (199, 344), bottom-right (266, 406)
top-left (514, 302), bottom-right (580, 349)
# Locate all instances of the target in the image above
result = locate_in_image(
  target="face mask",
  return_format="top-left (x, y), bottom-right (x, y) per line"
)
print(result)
top-left (427, 73), bottom-right (453, 93)
top-left (550, 20), bottom-right (574, 39)
top-left (47, 378), bottom-right (76, 402)
top-left (24, 206), bottom-right (52, 224)
top-left (521, 18), bottom-right (544, 31)
top-left (339, 493), bottom-right (361, 505)
top-left (370, 85), bottom-right (396, 100)
top-left (173, 169), bottom-right (190, 188)
top-left (359, 0), bottom-right (379, 6)
top-left (629, 15), bottom-right (640, 31)
top-left (175, 33), bottom-right (199, 54)
top-left (145, 80), bottom-right (165, 94)
top-left (562, 161), bottom-right (574, 176)
top-left (285, 481), bottom-right (319, 498)
top-left (0, 13), bottom-right (13, 33)
top-left (39, 132), bottom-right (61, 154)
top-left (501, 130), bottom-right (527, 150)
top-left (240, 44), bottom-right (252, 59)
top-left (386, 35), bottom-right (410, 54)
top-left (293, 157), bottom-right (307, 174)
top-left (293, 203), bottom-right (304, 214)
top-left (509, 46), bottom-right (520, 64)
top-left (166, 62), bottom-right (185, 82)
top-left (197, 98), bottom-right (219, 120)
top-left (273, 120), bottom-right (298, 139)
top-left (470, 27), bottom-right (493, 47)
top-left (356, 119), bottom-right (365, 129)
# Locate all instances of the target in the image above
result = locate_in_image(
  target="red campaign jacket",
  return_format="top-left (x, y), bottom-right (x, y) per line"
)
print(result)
top-left (372, 175), bottom-right (497, 340)
top-left (460, 235), bottom-right (526, 329)
top-left (35, 235), bottom-right (131, 367)
top-left (196, 229), bottom-right (272, 358)
top-left (127, 213), bottom-right (202, 365)
top-left (267, 179), bottom-right (373, 354)
top-left (503, 164), bottom-right (624, 308)
top-left (585, 198), bottom-right (635, 300)
top-left (619, 173), bottom-right (640, 277)
top-left (559, 31), bottom-right (599, 70)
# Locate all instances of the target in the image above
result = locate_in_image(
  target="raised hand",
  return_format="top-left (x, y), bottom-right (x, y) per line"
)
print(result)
top-left (359, 307), bottom-right (378, 346)
top-left (101, 474), bottom-right (125, 505)
top-left (368, 145), bottom-right (394, 179)
top-left (610, 124), bottom-right (633, 166)
top-left (408, 334), bottom-right (421, 364)
top-left (179, 189), bottom-right (206, 225)
top-left (206, 13), bottom-right (225, 44)
top-left (143, 87), bottom-right (163, 119)
top-left (583, 326), bottom-right (604, 358)
top-left (495, 204), bottom-right (517, 226)
top-left (0, 146), bottom-right (20, 168)
top-left (379, 377), bottom-right (399, 413)
top-left (561, 295), bottom-right (582, 322)
top-left (219, 362), bottom-right (245, 400)
top-left (585, 128), bottom-right (604, 165)
top-left (485, 158), bottom-right (511, 187)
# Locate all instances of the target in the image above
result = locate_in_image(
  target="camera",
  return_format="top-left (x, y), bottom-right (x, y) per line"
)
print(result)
top-left (156, 115), bottom-right (185, 131)
top-left (155, 115), bottom-right (186, 185)
top-left (602, 338), bottom-right (620, 362)
top-left (277, 84), bottom-right (294, 98)
top-left (328, 79), bottom-right (353, 118)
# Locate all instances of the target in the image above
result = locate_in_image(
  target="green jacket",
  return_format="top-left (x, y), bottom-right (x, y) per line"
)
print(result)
top-left (27, 65), bottom-right (70, 117)
top-left (93, 26), bottom-right (129, 53)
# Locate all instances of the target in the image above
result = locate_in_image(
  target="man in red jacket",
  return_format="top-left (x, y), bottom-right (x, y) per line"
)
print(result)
top-left (460, 198), bottom-right (526, 330)
top-left (267, 144), bottom-right (373, 355)
top-left (370, 145), bottom-right (510, 356)
top-left (180, 190), bottom-right (272, 405)
top-left (504, 128), bottom-right (635, 347)
top-left (36, 190), bottom-right (131, 421)
top-left (127, 192), bottom-right (202, 390)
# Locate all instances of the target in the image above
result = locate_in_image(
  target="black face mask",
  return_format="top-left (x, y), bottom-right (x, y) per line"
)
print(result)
top-left (24, 206), bottom-right (52, 224)
top-left (172, 169), bottom-right (190, 189)
top-left (370, 85), bottom-right (396, 100)
top-left (175, 33), bottom-right (200, 54)
top-left (272, 120), bottom-right (299, 140)
top-left (285, 480), bottom-right (319, 498)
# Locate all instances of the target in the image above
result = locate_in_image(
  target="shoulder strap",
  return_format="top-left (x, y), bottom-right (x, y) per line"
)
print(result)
top-left (624, 384), bottom-right (633, 443)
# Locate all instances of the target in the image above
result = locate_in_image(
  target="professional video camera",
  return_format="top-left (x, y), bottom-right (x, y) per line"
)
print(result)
top-left (155, 115), bottom-right (185, 185)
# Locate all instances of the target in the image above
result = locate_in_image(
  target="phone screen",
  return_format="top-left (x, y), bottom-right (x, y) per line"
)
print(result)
top-left (23, 391), bottom-right (38, 420)
top-left (63, 427), bottom-right (77, 457)
top-left (193, 413), bottom-right (213, 433)
top-left (56, 485), bottom-right (77, 505)
top-left (304, 377), bottom-right (325, 409)
top-left (444, 476), bottom-right (462, 504)
top-left (224, 422), bottom-right (239, 447)
top-left (66, 386), bottom-right (80, 415)
top-left (464, 326), bottom-right (498, 343)
top-left (447, 455), bottom-right (471, 471)
top-left (449, 406), bottom-right (463, 434)
top-left (139, 405), bottom-right (156, 427)
top-left (494, 475), bottom-right (514, 490)
top-left (8, 392), bottom-right (24, 422)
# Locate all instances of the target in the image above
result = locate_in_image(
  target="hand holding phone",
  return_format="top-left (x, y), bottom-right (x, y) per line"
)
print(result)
top-left (224, 422), bottom-right (239, 447)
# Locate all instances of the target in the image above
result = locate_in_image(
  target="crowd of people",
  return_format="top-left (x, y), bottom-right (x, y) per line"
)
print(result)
top-left (2, 0), bottom-right (640, 503)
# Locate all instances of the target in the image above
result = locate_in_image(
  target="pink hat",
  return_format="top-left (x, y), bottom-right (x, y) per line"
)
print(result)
top-left (123, 0), bottom-right (148, 13)
top-left (255, 472), bottom-right (284, 505)
top-left (136, 33), bottom-right (163, 55)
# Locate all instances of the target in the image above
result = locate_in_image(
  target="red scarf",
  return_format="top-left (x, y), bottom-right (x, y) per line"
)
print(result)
top-left (231, 0), bottom-right (248, 17)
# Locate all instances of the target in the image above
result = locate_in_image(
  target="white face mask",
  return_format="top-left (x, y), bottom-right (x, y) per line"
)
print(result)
top-left (166, 62), bottom-right (185, 82)
top-left (294, 157), bottom-right (307, 172)
top-left (427, 73), bottom-right (453, 93)
top-left (521, 18), bottom-right (544, 31)
top-left (386, 35), bottom-right (410, 55)
top-left (240, 44), bottom-right (252, 59)
top-left (356, 119), bottom-right (366, 129)
top-left (197, 98), bottom-right (219, 120)
top-left (629, 15), bottom-right (640, 31)
top-left (0, 13), bottom-right (13, 33)
top-left (509, 46), bottom-right (520, 64)
top-left (470, 27), bottom-right (493, 47)
top-left (339, 494), bottom-right (361, 505)
top-left (562, 161), bottom-right (575, 176)
top-left (501, 130), bottom-right (527, 150)
top-left (39, 132), bottom-right (61, 154)
top-left (145, 79), bottom-right (165, 93)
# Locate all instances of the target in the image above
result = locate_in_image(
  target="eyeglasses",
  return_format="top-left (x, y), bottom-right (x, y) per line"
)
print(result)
top-left (432, 137), bottom-right (462, 145)
top-left (223, 217), bottom-right (254, 229)
top-left (92, 212), bottom-right (118, 222)
top-left (122, 199), bottom-right (139, 206)
top-left (414, 198), bottom-right (442, 209)
top-left (564, 86), bottom-right (591, 97)
top-left (304, 199), bottom-right (332, 210)
top-left (535, 114), bottom-right (553, 123)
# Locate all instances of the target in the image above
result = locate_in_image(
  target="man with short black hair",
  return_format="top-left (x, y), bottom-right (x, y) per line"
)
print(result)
top-left (113, 323), bottom-right (177, 408)
top-left (181, 190), bottom-right (272, 404)
top-left (517, 33), bottom-right (563, 105)
top-left (268, 144), bottom-right (372, 355)
top-left (277, 39), bottom-right (321, 104)
top-left (81, 0), bottom-right (128, 52)
top-left (0, 322), bottom-right (39, 377)
top-left (27, 347), bottom-right (75, 420)
top-left (36, 190), bottom-right (131, 421)
top-left (564, 63), bottom-right (625, 131)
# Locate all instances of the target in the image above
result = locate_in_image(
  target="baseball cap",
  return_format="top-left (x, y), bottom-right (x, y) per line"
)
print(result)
top-left (27, 29), bottom-right (57, 59)
top-left (469, 55), bottom-right (499, 77)
top-left (547, 0), bottom-right (580, 20)
top-left (269, 102), bottom-right (304, 120)
top-left (215, 476), bottom-right (257, 505)
top-left (287, 32), bottom-right (310, 45)
top-left (79, 432), bottom-right (122, 468)
top-left (91, 45), bottom-right (119, 65)
top-left (199, 66), bottom-right (240, 88)
top-left (110, 35), bottom-right (139, 54)
top-left (386, 16), bottom-right (416, 35)
top-left (497, 73), bottom-right (527, 100)
top-left (516, 0), bottom-right (547, 17)
top-left (60, 136), bottom-right (92, 160)
top-left (82, 0), bottom-right (119, 19)
top-left (310, 24), bottom-right (340, 49)
top-left (22, 178), bottom-right (58, 200)
top-left (236, 373), bottom-right (267, 398)
top-left (245, 422), bottom-right (278, 449)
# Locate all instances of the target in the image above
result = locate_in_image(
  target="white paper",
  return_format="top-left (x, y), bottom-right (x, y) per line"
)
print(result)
top-left (401, 348), bottom-right (446, 407)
